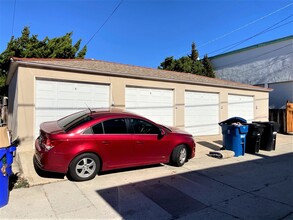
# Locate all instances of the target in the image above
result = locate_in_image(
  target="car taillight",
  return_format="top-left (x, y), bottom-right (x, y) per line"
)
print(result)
top-left (43, 138), bottom-right (55, 151)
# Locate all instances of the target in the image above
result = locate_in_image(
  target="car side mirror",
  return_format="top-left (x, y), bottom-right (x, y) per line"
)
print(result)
top-left (159, 128), bottom-right (166, 137)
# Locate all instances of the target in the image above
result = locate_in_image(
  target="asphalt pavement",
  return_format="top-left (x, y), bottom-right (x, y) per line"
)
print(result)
top-left (0, 134), bottom-right (292, 219)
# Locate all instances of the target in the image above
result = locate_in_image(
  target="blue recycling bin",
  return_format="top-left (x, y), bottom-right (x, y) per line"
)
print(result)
top-left (0, 146), bottom-right (17, 208)
top-left (6, 146), bottom-right (16, 176)
top-left (219, 117), bottom-right (249, 157)
top-left (0, 148), bottom-right (9, 208)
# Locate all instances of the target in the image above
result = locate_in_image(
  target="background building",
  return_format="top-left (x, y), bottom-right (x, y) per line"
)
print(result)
top-left (210, 35), bottom-right (293, 109)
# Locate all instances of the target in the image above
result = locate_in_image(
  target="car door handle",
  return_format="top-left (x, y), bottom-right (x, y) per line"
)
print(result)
top-left (102, 141), bottom-right (109, 145)
top-left (136, 141), bottom-right (143, 144)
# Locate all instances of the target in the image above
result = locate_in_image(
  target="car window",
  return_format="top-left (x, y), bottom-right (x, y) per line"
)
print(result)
top-left (92, 123), bottom-right (104, 134)
top-left (129, 118), bottom-right (160, 134)
top-left (83, 123), bottom-right (104, 135)
top-left (103, 118), bottom-right (127, 134)
top-left (58, 111), bottom-right (93, 132)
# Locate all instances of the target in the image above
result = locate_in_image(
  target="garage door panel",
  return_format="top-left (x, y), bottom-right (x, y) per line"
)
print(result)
top-left (58, 83), bottom-right (74, 91)
top-left (185, 91), bottom-right (219, 136)
top-left (228, 95), bottom-right (254, 122)
top-left (36, 99), bottom-right (58, 108)
top-left (35, 80), bottom-right (110, 138)
top-left (126, 87), bottom-right (173, 126)
top-left (76, 84), bottom-right (92, 93)
top-left (36, 89), bottom-right (58, 99)
top-left (57, 99), bottom-right (74, 108)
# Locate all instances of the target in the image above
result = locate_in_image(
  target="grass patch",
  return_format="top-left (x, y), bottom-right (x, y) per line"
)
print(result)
top-left (9, 173), bottom-right (29, 190)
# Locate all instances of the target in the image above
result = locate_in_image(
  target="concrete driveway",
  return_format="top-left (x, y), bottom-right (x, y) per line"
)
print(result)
top-left (0, 134), bottom-right (292, 219)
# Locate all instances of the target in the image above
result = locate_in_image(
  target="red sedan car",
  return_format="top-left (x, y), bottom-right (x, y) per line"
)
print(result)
top-left (34, 109), bottom-right (196, 181)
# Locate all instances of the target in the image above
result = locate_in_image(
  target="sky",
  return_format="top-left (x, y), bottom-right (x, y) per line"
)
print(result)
top-left (0, 0), bottom-right (292, 68)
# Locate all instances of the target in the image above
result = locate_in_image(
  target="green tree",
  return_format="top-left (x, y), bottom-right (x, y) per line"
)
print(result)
top-left (158, 56), bottom-right (176, 71)
top-left (189, 42), bottom-right (198, 62)
top-left (0, 26), bottom-right (87, 94)
top-left (158, 42), bottom-right (215, 78)
top-left (174, 56), bottom-right (193, 73)
top-left (202, 54), bottom-right (215, 78)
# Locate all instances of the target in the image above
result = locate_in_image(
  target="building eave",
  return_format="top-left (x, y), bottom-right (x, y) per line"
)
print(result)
top-left (210, 35), bottom-right (293, 60)
top-left (7, 59), bottom-right (271, 92)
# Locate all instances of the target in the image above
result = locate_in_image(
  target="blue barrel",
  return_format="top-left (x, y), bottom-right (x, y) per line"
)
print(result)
top-left (219, 117), bottom-right (249, 157)
top-left (6, 146), bottom-right (16, 176)
top-left (0, 148), bottom-right (9, 208)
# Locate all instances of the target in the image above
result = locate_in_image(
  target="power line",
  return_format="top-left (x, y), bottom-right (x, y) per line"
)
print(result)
top-left (198, 2), bottom-right (293, 49)
top-left (208, 15), bottom-right (293, 56)
top-left (11, 0), bottom-right (17, 38)
top-left (84, 0), bottom-right (124, 47)
top-left (220, 16), bottom-right (293, 54)
top-left (213, 42), bottom-right (293, 69)
top-left (177, 2), bottom-right (293, 57)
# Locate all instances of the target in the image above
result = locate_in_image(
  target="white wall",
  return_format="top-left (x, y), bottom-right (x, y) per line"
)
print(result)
top-left (211, 37), bottom-right (293, 85)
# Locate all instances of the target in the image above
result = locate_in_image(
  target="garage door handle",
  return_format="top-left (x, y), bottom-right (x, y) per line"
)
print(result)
top-left (102, 141), bottom-right (109, 145)
top-left (136, 141), bottom-right (143, 144)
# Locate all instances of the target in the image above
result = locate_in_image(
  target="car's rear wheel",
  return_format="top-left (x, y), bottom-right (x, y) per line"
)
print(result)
top-left (68, 153), bottom-right (100, 181)
top-left (171, 145), bottom-right (187, 167)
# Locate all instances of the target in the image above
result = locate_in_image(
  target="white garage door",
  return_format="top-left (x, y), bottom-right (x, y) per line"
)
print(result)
top-left (125, 87), bottom-right (173, 126)
top-left (35, 79), bottom-right (110, 137)
top-left (185, 91), bottom-right (219, 136)
top-left (228, 94), bottom-right (254, 122)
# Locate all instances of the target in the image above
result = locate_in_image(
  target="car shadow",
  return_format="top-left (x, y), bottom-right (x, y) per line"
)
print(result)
top-left (33, 157), bottom-right (163, 181)
top-left (99, 164), bottom-right (163, 176)
top-left (33, 159), bottom-right (66, 179)
top-left (95, 153), bottom-right (293, 219)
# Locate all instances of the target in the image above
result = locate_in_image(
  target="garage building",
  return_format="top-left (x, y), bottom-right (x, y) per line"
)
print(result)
top-left (6, 58), bottom-right (270, 152)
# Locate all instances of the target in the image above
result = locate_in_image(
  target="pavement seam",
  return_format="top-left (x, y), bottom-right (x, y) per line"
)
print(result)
top-left (208, 206), bottom-right (243, 220)
top-left (74, 182), bottom-right (98, 209)
top-left (41, 185), bottom-right (58, 219)
top-left (173, 167), bottom-right (246, 219)
top-left (161, 174), bottom-right (244, 220)
top-left (279, 211), bottom-right (293, 220)
top-left (184, 163), bottom-right (293, 209)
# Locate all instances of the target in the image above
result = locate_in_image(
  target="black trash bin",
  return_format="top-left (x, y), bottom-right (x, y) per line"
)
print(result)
top-left (252, 121), bottom-right (279, 151)
top-left (244, 123), bottom-right (264, 154)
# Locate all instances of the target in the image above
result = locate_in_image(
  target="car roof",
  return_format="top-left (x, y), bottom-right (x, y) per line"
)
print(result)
top-left (86, 108), bottom-right (142, 119)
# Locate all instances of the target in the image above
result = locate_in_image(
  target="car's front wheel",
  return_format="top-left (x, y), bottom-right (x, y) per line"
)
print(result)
top-left (68, 153), bottom-right (100, 181)
top-left (171, 145), bottom-right (188, 167)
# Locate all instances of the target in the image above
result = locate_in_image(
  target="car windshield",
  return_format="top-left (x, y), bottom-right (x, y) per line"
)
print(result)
top-left (58, 111), bottom-right (94, 132)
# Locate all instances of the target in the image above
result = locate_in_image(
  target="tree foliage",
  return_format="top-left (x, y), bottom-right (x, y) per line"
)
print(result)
top-left (158, 42), bottom-right (215, 78)
top-left (0, 26), bottom-right (87, 94)
top-left (202, 54), bottom-right (215, 78)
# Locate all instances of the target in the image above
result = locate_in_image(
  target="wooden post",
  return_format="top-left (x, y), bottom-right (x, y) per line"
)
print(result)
top-left (286, 101), bottom-right (293, 134)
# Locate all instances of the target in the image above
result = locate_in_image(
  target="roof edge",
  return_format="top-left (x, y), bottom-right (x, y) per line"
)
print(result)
top-left (8, 58), bottom-right (271, 92)
top-left (210, 35), bottom-right (293, 60)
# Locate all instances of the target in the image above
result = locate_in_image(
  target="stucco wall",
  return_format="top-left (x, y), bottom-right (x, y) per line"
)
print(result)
top-left (211, 38), bottom-right (293, 85)
top-left (12, 66), bottom-right (269, 151)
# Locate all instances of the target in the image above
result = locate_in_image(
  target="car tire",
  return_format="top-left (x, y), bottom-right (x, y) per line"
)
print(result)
top-left (171, 145), bottom-right (187, 167)
top-left (68, 153), bottom-right (100, 181)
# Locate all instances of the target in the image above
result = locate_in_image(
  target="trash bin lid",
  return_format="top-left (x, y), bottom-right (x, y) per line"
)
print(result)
top-left (219, 117), bottom-right (247, 125)
top-left (244, 123), bottom-right (264, 132)
top-left (252, 121), bottom-right (279, 132)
